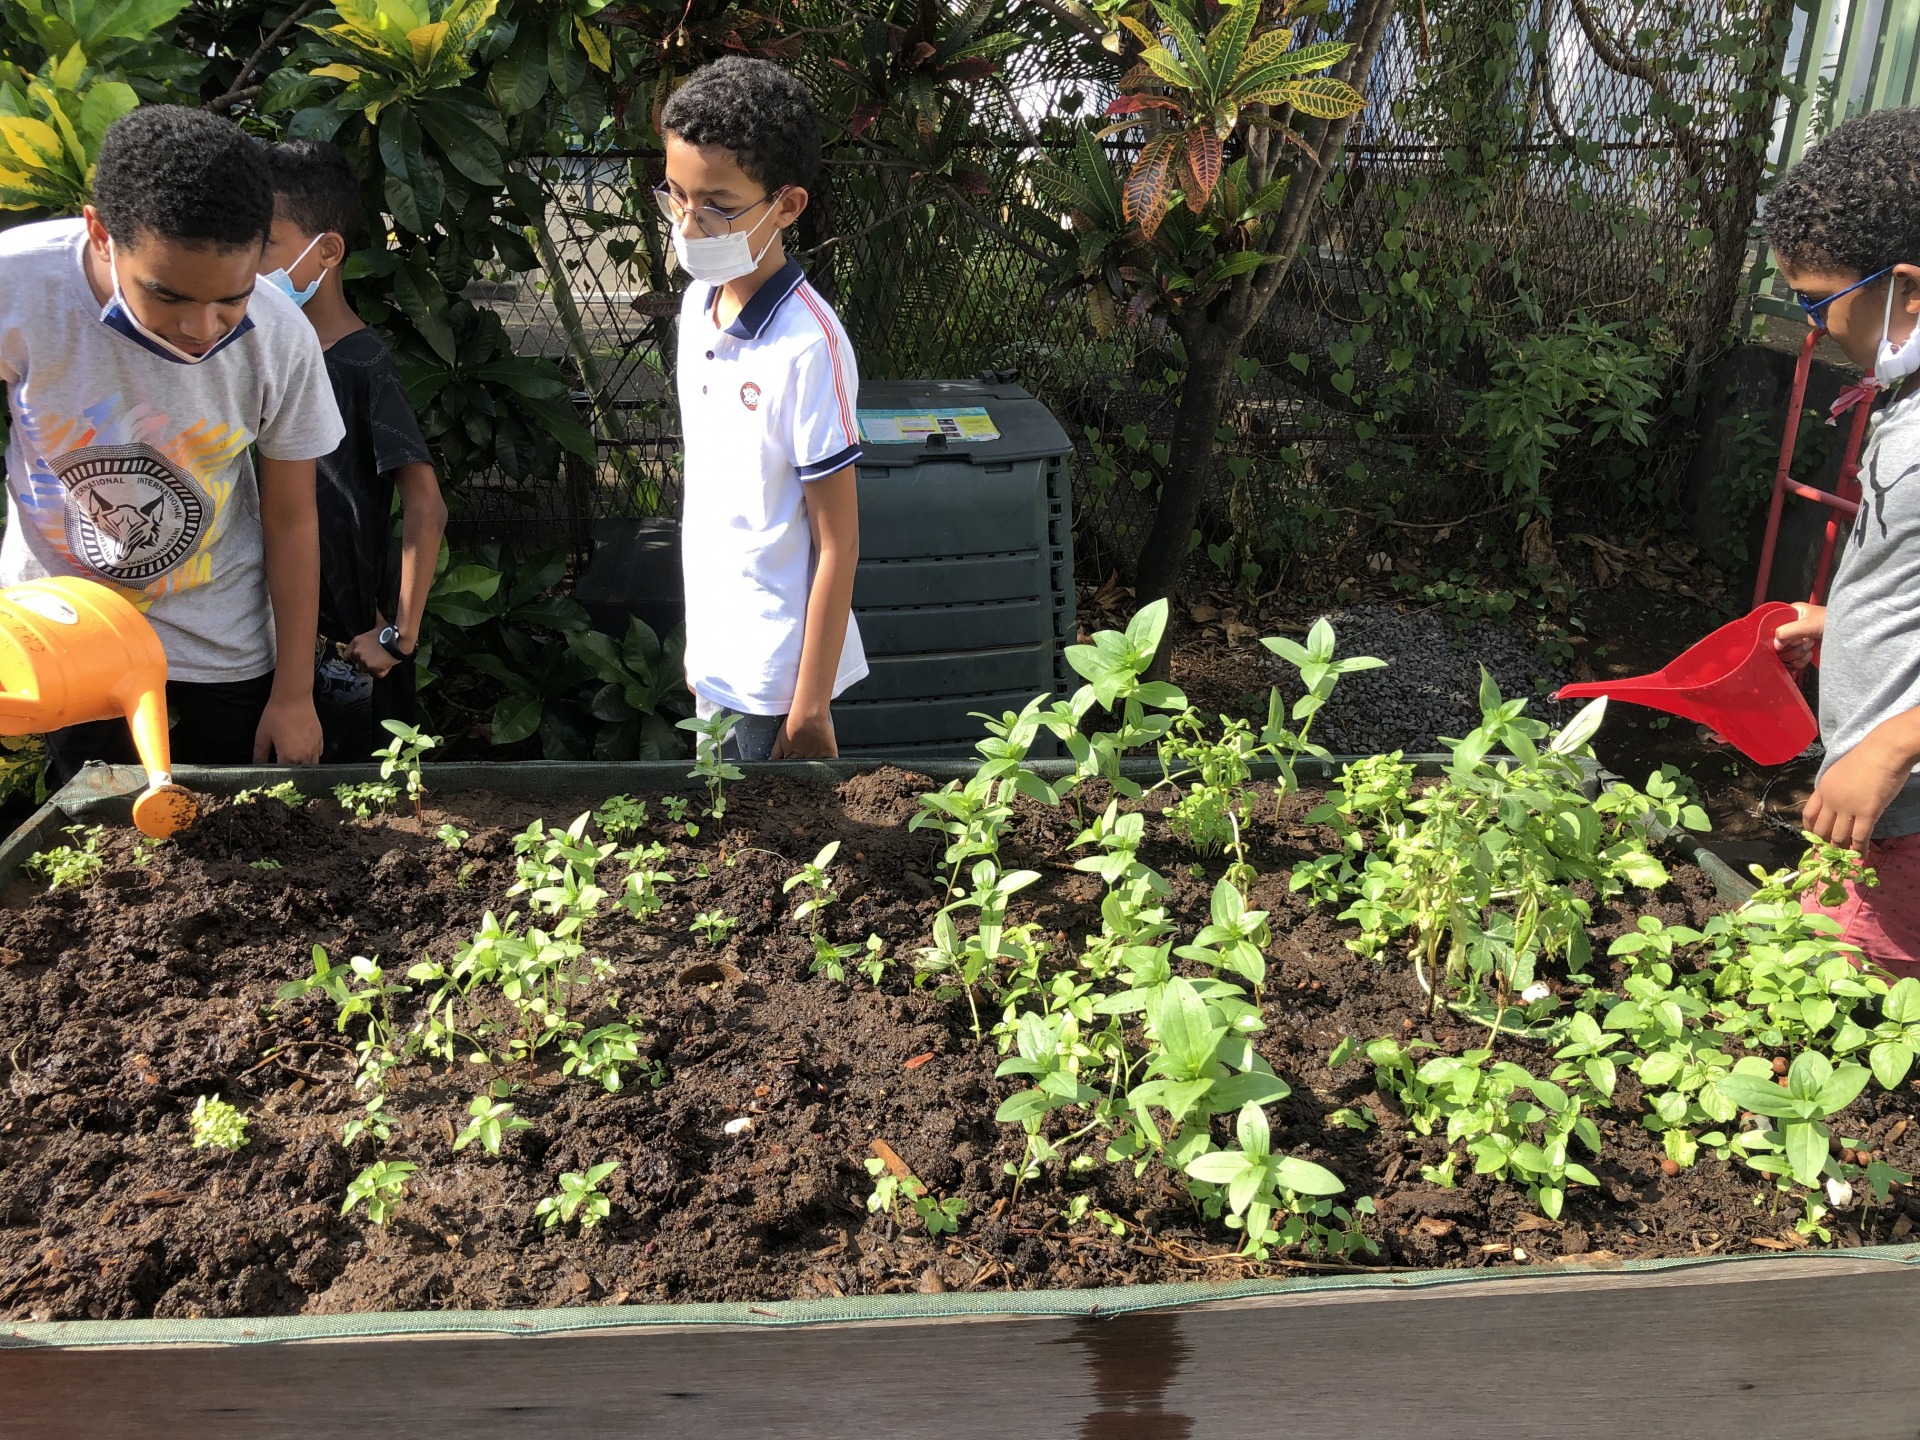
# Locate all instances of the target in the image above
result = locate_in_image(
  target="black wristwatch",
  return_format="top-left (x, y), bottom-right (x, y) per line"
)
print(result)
top-left (377, 624), bottom-right (410, 660)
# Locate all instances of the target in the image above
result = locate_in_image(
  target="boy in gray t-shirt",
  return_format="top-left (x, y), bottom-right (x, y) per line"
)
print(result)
top-left (1764, 108), bottom-right (1920, 974)
top-left (0, 106), bottom-right (343, 783)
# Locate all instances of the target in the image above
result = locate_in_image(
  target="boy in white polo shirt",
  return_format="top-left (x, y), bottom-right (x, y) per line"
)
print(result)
top-left (659, 58), bottom-right (865, 759)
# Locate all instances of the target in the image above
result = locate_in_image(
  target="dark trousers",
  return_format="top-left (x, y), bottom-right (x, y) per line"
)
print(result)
top-left (316, 650), bottom-right (418, 763)
top-left (44, 672), bottom-right (276, 789)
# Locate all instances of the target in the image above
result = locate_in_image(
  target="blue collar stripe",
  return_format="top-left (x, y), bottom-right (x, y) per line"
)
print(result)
top-left (101, 309), bottom-right (255, 364)
top-left (721, 261), bottom-right (807, 341)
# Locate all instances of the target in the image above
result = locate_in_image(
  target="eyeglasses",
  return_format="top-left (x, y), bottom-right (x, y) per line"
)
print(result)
top-left (1793, 265), bottom-right (1894, 323)
top-left (652, 185), bottom-right (785, 238)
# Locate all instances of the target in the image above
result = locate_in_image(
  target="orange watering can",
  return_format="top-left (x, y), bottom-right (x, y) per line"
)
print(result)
top-left (0, 576), bottom-right (197, 837)
top-left (1554, 602), bottom-right (1817, 767)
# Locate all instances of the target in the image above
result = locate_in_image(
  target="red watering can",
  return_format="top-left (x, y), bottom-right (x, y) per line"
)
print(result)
top-left (1554, 602), bottom-right (1816, 766)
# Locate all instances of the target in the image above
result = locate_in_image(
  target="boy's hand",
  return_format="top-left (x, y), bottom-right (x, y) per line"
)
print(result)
top-left (771, 711), bottom-right (838, 759)
top-left (254, 693), bottom-right (323, 764)
top-left (1774, 602), bottom-right (1825, 672)
top-left (347, 626), bottom-right (400, 678)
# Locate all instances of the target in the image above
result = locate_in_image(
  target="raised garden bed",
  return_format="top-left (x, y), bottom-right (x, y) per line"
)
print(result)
top-left (5, 606), bottom-right (1920, 1435)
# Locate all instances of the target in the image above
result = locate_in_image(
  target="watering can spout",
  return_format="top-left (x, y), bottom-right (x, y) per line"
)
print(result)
top-left (0, 577), bottom-right (198, 837)
top-left (1554, 602), bottom-right (1816, 767)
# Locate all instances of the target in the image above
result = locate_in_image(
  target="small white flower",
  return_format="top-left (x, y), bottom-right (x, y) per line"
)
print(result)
top-left (724, 1117), bottom-right (754, 1136)
top-left (1826, 1176), bottom-right (1854, 1210)
top-left (1520, 983), bottom-right (1551, 1004)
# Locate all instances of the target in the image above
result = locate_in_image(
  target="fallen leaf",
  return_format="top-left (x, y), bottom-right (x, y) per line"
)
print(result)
top-left (1513, 1214), bottom-right (1559, 1233)
top-left (1224, 620), bottom-right (1257, 645)
top-left (1891, 1117), bottom-right (1910, 1144)
top-left (1414, 1217), bottom-right (1456, 1238)
top-left (869, 1139), bottom-right (912, 1179)
top-left (1188, 604), bottom-right (1220, 623)
top-left (1748, 1236), bottom-right (1797, 1251)
top-left (903, 1052), bottom-right (935, 1070)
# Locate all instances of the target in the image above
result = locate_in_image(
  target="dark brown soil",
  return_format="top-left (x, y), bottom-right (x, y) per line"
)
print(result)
top-left (3, 768), bottom-right (1916, 1323)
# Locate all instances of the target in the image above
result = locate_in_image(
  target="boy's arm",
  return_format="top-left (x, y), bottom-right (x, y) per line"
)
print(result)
top-left (345, 460), bottom-right (446, 677)
top-left (1806, 709), bottom-right (1920, 851)
top-left (254, 455), bottom-right (324, 764)
top-left (772, 465), bottom-right (859, 759)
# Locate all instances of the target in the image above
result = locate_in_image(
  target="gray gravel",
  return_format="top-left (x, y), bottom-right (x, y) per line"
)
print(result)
top-left (1271, 605), bottom-right (1570, 756)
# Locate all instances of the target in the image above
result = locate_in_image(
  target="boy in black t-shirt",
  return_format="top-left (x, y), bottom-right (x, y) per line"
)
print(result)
top-left (260, 141), bottom-right (447, 760)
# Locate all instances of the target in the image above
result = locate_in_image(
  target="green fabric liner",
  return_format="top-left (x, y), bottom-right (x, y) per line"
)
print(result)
top-left (7, 1246), bottom-right (1919, 1349)
top-left (0, 755), bottom-right (1787, 1353)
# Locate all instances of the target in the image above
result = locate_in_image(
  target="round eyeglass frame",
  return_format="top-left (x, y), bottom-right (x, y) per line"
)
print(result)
top-left (652, 185), bottom-right (785, 239)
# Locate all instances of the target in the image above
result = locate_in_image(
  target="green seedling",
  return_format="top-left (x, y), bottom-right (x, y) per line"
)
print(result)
top-left (691, 910), bottom-right (738, 947)
top-left (248, 858), bottom-right (283, 871)
top-left (1063, 1193), bottom-right (1127, 1235)
top-left (374, 719), bottom-right (439, 825)
top-left (342, 1160), bottom-right (416, 1226)
top-left (809, 934), bottom-right (864, 983)
top-left (25, 825), bottom-right (104, 890)
top-left (1716, 1051), bottom-right (1872, 1190)
top-left (189, 1095), bottom-right (249, 1152)
top-left (783, 841), bottom-right (841, 923)
top-left (1185, 1102), bottom-right (1344, 1257)
top-left (130, 836), bottom-right (167, 868)
top-left (333, 781), bottom-right (399, 818)
top-left (343, 1093), bottom-right (393, 1148)
top-left (856, 934), bottom-right (890, 985)
top-left (677, 712), bottom-right (743, 818)
top-left (560, 1020), bottom-right (659, 1092)
top-left (536, 1161), bottom-right (617, 1230)
top-left (593, 794), bottom-right (649, 841)
top-left (1835, 976), bottom-right (1920, 1089)
top-left (1175, 876), bottom-right (1272, 996)
top-left (661, 794), bottom-right (693, 830)
top-left (864, 1157), bottom-right (967, 1237)
top-left (436, 823), bottom-right (470, 850)
top-left (615, 841), bottom-right (675, 921)
top-left (234, 782), bottom-right (304, 807)
top-left (453, 1093), bottom-right (530, 1157)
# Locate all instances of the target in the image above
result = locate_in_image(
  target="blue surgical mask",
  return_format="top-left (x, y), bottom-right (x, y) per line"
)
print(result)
top-left (99, 239), bottom-right (253, 365)
top-left (262, 232), bottom-right (327, 308)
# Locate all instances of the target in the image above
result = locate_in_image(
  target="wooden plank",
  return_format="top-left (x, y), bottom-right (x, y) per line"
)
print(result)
top-left (4, 1261), bottom-right (1918, 1439)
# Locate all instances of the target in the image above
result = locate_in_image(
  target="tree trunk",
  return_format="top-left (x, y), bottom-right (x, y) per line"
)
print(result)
top-left (1133, 325), bottom-right (1236, 606)
top-left (1125, 0), bottom-right (1399, 614)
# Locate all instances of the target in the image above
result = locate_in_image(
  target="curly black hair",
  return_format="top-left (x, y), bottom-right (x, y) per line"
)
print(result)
top-left (264, 139), bottom-right (363, 243)
top-left (1764, 107), bottom-right (1920, 277)
top-left (92, 105), bottom-right (273, 250)
top-left (660, 57), bottom-right (822, 194)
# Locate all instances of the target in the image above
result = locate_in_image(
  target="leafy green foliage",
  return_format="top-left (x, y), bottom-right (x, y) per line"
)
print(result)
top-left (24, 824), bottom-right (103, 889)
top-left (234, 782), bottom-right (306, 807)
top-left (424, 545), bottom-right (692, 762)
top-left (536, 1161), bottom-right (617, 1230)
top-left (343, 1159), bottom-right (416, 1226)
top-left (678, 712), bottom-right (743, 819)
top-left (188, 1095), bottom-right (249, 1152)
top-left (690, 909), bottom-right (737, 948)
top-left (333, 781), bottom-right (400, 819)
top-left (453, 1090), bottom-right (530, 1157)
top-left (864, 1158), bottom-right (967, 1238)
top-left (374, 720), bottom-right (439, 823)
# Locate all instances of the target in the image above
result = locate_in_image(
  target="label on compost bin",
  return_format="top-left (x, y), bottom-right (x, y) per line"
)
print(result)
top-left (856, 407), bottom-right (1001, 445)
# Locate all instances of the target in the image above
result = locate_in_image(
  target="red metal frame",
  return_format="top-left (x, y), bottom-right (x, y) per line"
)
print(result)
top-left (1751, 326), bottom-right (1870, 610)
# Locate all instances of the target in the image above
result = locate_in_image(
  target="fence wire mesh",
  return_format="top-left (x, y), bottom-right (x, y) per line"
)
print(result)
top-left (459, 0), bottom-right (1781, 584)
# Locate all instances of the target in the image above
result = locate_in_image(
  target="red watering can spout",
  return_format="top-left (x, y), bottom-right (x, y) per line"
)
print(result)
top-left (1554, 602), bottom-right (1816, 766)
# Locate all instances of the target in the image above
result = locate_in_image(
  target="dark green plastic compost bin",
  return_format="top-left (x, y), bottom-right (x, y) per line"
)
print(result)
top-left (839, 379), bottom-right (1076, 759)
top-left (2, 761), bottom-right (1915, 1440)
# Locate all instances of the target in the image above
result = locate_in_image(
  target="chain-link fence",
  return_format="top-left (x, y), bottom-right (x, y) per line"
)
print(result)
top-left (458, 0), bottom-right (1786, 582)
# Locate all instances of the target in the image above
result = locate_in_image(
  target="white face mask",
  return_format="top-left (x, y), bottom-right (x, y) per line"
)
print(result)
top-left (671, 195), bottom-right (785, 285)
top-left (1876, 273), bottom-right (1920, 387)
top-left (99, 238), bottom-right (252, 365)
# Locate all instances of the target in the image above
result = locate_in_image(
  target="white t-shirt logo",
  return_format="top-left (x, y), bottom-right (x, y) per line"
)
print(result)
top-left (739, 381), bottom-right (761, 411)
top-left (53, 442), bottom-right (206, 583)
